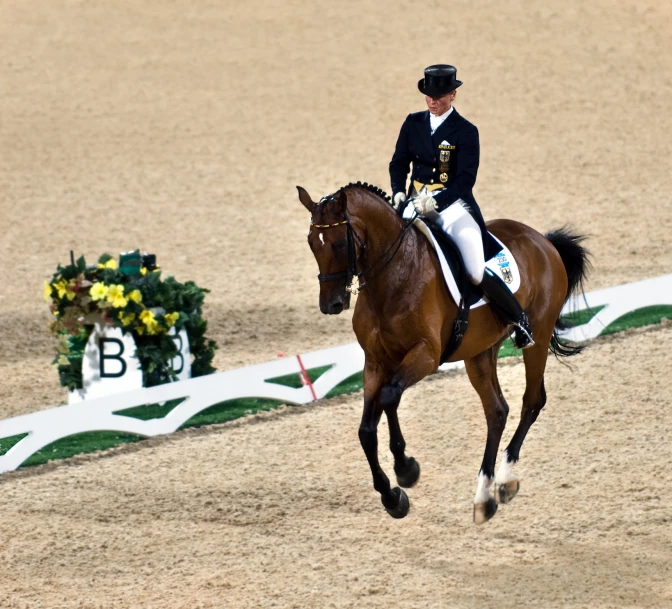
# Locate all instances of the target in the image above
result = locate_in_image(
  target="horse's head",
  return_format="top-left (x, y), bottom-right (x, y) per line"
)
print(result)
top-left (297, 185), bottom-right (362, 315)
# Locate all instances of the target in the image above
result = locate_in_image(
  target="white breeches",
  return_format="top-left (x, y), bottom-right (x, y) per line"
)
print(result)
top-left (425, 199), bottom-right (486, 284)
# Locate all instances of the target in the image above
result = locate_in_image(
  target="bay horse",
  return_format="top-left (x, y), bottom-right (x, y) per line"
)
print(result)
top-left (297, 182), bottom-right (589, 524)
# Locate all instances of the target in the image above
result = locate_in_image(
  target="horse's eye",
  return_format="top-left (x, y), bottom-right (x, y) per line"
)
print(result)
top-left (334, 240), bottom-right (347, 251)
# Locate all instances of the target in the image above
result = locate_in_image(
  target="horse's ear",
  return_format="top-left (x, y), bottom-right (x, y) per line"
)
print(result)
top-left (336, 189), bottom-right (348, 213)
top-left (296, 186), bottom-right (314, 213)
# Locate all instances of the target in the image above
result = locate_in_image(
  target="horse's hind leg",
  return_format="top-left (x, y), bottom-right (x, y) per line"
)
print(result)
top-left (495, 341), bottom-right (549, 505)
top-left (465, 346), bottom-right (510, 524)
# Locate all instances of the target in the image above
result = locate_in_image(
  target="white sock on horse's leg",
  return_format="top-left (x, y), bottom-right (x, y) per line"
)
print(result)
top-left (474, 471), bottom-right (494, 504)
top-left (495, 450), bottom-right (517, 484)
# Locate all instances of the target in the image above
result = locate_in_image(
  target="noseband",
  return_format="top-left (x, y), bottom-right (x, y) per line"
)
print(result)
top-left (312, 195), bottom-right (417, 294)
top-left (312, 213), bottom-right (365, 292)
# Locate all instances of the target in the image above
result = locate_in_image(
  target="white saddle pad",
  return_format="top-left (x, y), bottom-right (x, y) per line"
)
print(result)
top-left (410, 217), bottom-right (521, 309)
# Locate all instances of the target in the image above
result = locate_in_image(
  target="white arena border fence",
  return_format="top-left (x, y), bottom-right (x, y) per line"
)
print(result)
top-left (1, 273), bottom-right (671, 474)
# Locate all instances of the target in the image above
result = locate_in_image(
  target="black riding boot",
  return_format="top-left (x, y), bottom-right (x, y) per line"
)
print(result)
top-left (480, 268), bottom-right (535, 349)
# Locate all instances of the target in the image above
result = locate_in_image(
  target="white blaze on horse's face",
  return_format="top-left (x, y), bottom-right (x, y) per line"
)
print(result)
top-left (319, 232), bottom-right (325, 246)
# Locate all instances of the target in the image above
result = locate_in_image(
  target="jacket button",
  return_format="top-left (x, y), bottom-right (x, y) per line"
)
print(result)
top-left (430, 179), bottom-right (434, 184)
top-left (432, 168), bottom-right (436, 172)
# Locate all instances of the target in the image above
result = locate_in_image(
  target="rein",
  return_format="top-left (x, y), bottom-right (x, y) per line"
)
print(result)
top-left (313, 196), bottom-right (418, 294)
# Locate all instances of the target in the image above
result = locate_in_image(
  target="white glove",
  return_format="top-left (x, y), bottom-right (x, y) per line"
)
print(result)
top-left (412, 194), bottom-right (437, 215)
top-left (392, 192), bottom-right (406, 210)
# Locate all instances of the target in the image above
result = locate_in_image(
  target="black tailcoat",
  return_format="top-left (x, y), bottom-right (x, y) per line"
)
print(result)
top-left (389, 109), bottom-right (500, 257)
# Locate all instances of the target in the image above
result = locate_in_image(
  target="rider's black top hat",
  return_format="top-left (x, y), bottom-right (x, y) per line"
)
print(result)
top-left (418, 64), bottom-right (463, 98)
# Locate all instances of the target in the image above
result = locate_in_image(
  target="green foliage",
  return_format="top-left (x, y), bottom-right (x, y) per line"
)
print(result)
top-left (45, 252), bottom-right (218, 391)
top-left (51, 329), bottom-right (91, 391)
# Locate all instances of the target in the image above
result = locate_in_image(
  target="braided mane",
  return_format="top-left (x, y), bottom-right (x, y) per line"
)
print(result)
top-left (338, 181), bottom-right (392, 204)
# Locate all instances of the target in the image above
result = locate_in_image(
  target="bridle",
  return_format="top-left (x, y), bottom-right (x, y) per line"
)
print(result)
top-left (312, 195), bottom-right (418, 294)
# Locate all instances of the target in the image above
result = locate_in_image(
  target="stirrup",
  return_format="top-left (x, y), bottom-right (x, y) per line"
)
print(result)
top-left (513, 313), bottom-right (535, 349)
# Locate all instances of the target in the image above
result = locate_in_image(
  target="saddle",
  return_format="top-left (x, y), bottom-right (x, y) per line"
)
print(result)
top-left (419, 221), bottom-right (521, 363)
top-left (400, 202), bottom-right (522, 362)
top-left (426, 224), bottom-right (482, 363)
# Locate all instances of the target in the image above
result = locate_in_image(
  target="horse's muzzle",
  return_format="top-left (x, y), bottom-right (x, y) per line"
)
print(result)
top-left (320, 291), bottom-right (351, 315)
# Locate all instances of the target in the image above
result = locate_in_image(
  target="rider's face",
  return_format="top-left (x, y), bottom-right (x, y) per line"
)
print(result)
top-left (425, 91), bottom-right (456, 116)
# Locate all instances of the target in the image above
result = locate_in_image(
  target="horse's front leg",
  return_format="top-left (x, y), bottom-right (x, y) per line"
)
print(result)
top-left (358, 360), bottom-right (408, 518)
top-left (381, 340), bottom-right (439, 489)
top-left (359, 341), bottom-right (439, 519)
top-left (384, 395), bottom-right (421, 490)
top-left (465, 347), bottom-right (510, 524)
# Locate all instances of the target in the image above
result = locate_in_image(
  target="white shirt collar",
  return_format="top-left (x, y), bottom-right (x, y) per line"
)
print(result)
top-left (429, 106), bottom-right (454, 135)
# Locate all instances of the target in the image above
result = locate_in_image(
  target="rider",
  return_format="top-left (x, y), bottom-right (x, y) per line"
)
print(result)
top-left (389, 64), bottom-right (534, 349)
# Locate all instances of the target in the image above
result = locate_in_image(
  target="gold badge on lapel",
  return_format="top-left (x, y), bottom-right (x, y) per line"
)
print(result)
top-left (440, 150), bottom-right (450, 163)
top-left (440, 172), bottom-right (448, 183)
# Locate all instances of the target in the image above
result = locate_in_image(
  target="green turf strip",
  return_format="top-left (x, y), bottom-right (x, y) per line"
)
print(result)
top-left (326, 371), bottom-right (363, 398)
top-left (0, 433), bottom-right (29, 456)
top-left (266, 365), bottom-right (333, 389)
top-left (601, 305), bottom-right (672, 335)
top-left (561, 305), bottom-right (606, 327)
top-left (181, 397), bottom-right (288, 428)
top-left (6, 305), bottom-right (670, 470)
top-left (113, 398), bottom-right (187, 421)
top-left (20, 432), bottom-right (143, 467)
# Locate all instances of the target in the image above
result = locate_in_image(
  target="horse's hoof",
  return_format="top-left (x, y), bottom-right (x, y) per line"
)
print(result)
top-left (395, 457), bottom-right (421, 488)
top-left (473, 497), bottom-right (498, 525)
top-left (495, 479), bottom-right (520, 505)
top-left (382, 487), bottom-right (410, 519)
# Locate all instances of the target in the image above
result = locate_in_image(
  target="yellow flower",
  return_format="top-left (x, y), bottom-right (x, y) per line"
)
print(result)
top-left (107, 284), bottom-right (128, 308)
top-left (43, 281), bottom-right (53, 302)
top-left (139, 309), bottom-right (159, 335)
top-left (65, 281), bottom-right (77, 301)
top-left (118, 312), bottom-right (136, 326)
top-left (139, 310), bottom-right (154, 323)
top-left (165, 312), bottom-right (180, 328)
top-left (57, 354), bottom-right (70, 367)
top-left (90, 282), bottom-right (109, 301)
top-left (140, 267), bottom-right (148, 276)
top-left (128, 289), bottom-right (143, 304)
top-left (53, 279), bottom-right (68, 299)
top-left (97, 259), bottom-right (117, 270)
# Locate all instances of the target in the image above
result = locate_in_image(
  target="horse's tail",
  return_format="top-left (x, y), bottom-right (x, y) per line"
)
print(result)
top-left (544, 227), bottom-right (592, 358)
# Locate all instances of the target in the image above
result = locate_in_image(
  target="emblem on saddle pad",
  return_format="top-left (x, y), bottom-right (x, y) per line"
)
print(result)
top-left (494, 252), bottom-right (513, 284)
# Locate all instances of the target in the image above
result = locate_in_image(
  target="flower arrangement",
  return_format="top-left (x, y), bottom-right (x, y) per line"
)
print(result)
top-left (44, 250), bottom-right (217, 390)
